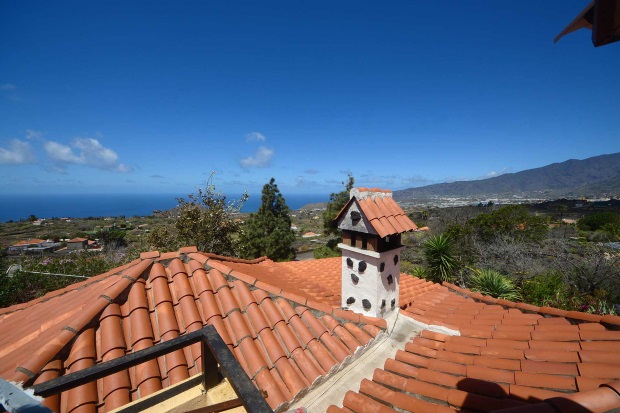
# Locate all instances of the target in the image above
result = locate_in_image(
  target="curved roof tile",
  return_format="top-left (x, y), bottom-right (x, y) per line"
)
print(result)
top-left (0, 250), bottom-right (383, 412)
top-left (333, 279), bottom-right (620, 412)
top-left (357, 195), bottom-right (417, 238)
top-left (3, 249), bottom-right (620, 412)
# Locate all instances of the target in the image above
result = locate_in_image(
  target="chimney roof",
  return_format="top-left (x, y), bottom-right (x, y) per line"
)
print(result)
top-left (336, 187), bottom-right (417, 238)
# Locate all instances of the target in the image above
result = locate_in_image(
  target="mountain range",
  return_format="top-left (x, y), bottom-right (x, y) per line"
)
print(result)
top-left (394, 153), bottom-right (620, 201)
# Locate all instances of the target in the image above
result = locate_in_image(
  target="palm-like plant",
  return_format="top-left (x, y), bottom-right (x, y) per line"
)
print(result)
top-left (423, 234), bottom-right (458, 282)
top-left (410, 266), bottom-right (428, 279)
top-left (468, 268), bottom-right (520, 301)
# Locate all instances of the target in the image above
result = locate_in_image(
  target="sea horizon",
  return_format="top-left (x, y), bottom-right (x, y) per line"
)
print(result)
top-left (0, 193), bottom-right (329, 223)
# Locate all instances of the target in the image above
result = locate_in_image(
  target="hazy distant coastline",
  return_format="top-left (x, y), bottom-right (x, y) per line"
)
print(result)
top-left (0, 193), bottom-right (328, 223)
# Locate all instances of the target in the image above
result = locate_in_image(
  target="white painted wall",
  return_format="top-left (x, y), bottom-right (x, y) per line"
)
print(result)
top-left (340, 243), bottom-right (403, 318)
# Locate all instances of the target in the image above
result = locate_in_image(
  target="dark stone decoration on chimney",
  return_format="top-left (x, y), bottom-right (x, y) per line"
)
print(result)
top-left (391, 298), bottom-right (396, 308)
top-left (347, 296), bottom-right (356, 305)
top-left (350, 210), bottom-right (361, 225)
top-left (381, 299), bottom-right (386, 309)
top-left (346, 258), bottom-right (353, 267)
top-left (362, 299), bottom-right (372, 310)
top-left (358, 261), bottom-right (367, 273)
top-left (387, 274), bottom-right (393, 285)
top-left (393, 255), bottom-right (399, 265)
top-left (351, 274), bottom-right (359, 284)
top-left (380, 262), bottom-right (385, 272)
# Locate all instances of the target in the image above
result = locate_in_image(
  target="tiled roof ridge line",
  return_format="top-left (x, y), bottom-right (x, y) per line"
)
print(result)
top-left (187, 251), bottom-right (270, 265)
top-left (275, 327), bottom-right (389, 413)
top-left (0, 258), bottom-right (143, 317)
top-left (295, 311), bottom-right (428, 412)
top-left (12, 259), bottom-right (153, 385)
top-left (442, 281), bottom-right (620, 329)
top-left (398, 309), bottom-right (461, 338)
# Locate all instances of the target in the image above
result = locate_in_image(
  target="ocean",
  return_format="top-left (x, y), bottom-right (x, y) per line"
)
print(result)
top-left (0, 193), bottom-right (328, 222)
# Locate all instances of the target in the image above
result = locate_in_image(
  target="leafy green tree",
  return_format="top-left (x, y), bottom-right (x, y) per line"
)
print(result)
top-left (0, 248), bottom-right (7, 274)
top-left (240, 178), bottom-right (295, 261)
top-left (147, 226), bottom-right (181, 252)
top-left (423, 234), bottom-right (458, 282)
top-left (96, 229), bottom-right (127, 250)
top-left (175, 173), bottom-right (247, 256)
top-left (578, 212), bottom-right (620, 232)
top-left (322, 174), bottom-right (354, 236)
top-left (466, 205), bottom-right (548, 242)
top-left (602, 222), bottom-right (620, 241)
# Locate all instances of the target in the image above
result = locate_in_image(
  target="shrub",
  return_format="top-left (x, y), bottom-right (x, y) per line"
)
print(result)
top-left (399, 260), bottom-right (414, 275)
top-left (521, 272), bottom-right (616, 315)
top-left (520, 271), bottom-right (567, 307)
top-left (410, 266), bottom-right (429, 279)
top-left (467, 268), bottom-right (520, 300)
top-left (0, 252), bottom-right (124, 308)
top-left (423, 234), bottom-right (458, 282)
top-left (313, 245), bottom-right (340, 259)
top-left (577, 212), bottom-right (620, 232)
top-left (466, 205), bottom-right (548, 242)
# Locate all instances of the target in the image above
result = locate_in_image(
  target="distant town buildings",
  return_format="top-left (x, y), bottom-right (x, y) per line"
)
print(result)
top-left (7, 239), bottom-right (62, 255)
top-left (66, 237), bottom-right (88, 250)
top-left (301, 231), bottom-right (320, 238)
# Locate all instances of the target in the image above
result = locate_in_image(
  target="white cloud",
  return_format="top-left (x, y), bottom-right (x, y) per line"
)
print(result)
top-left (293, 176), bottom-right (320, 188)
top-left (359, 173), bottom-right (396, 186)
top-left (401, 175), bottom-right (434, 186)
top-left (304, 168), bottom-right (319, 175)
top-left (0, 139), bottom-right (36, 164)
top-left (0, 84), bottom-right (16, 91)
top-left (477, 167), bottom-right (511, 179)
top-left (245, 131), bottom-right (266, 142)
top-left (44, 137), bottom-right (133, 173)
top-left (240, 146), bottom-right (274, 168)
top-left (25, 129), bottom-right (42, 140)
top-left (45, 141), bottom-right (82, 163)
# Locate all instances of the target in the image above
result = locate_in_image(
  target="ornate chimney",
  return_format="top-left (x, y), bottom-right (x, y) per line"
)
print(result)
top-left (334, 188), bottom-right (417, 318)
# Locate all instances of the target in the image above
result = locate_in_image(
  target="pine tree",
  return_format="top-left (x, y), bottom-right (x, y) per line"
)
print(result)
top-left (240, 178), bottom-right (295, 261)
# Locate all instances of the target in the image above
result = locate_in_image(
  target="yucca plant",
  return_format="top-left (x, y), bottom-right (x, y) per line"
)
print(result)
top-left (410, 266), bottom-right (428, 279)
top-left (468, 268), bottom-right (520, 301)
top-left (423, 234), bottom-right (458, 282)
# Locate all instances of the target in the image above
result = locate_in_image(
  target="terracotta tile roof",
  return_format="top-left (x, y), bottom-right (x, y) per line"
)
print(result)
top-left (11, 238), bottom-right (46, 246)
top-left (68, 237), bottom-right (88, 243)
top-left (4, 249), bottom-right (620, 413)
top-left (207, 256), bottom-right (444, 314)
top-left (336, 187), bottom-right (417, 238)
top-left (0, 251), bottom-right (384, 412)
top-left (355, 188), bottom-right (393, 194)
top-left (330, 281), bottom-right (620, 413)
top-left (357, 196), bottom-right (417, 238)
top-left (207, 256), bottom-right (343, 308)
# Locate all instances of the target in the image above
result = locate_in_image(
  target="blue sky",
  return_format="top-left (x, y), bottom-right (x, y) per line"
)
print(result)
top-left (1, 1), bottom-right (619, 197)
